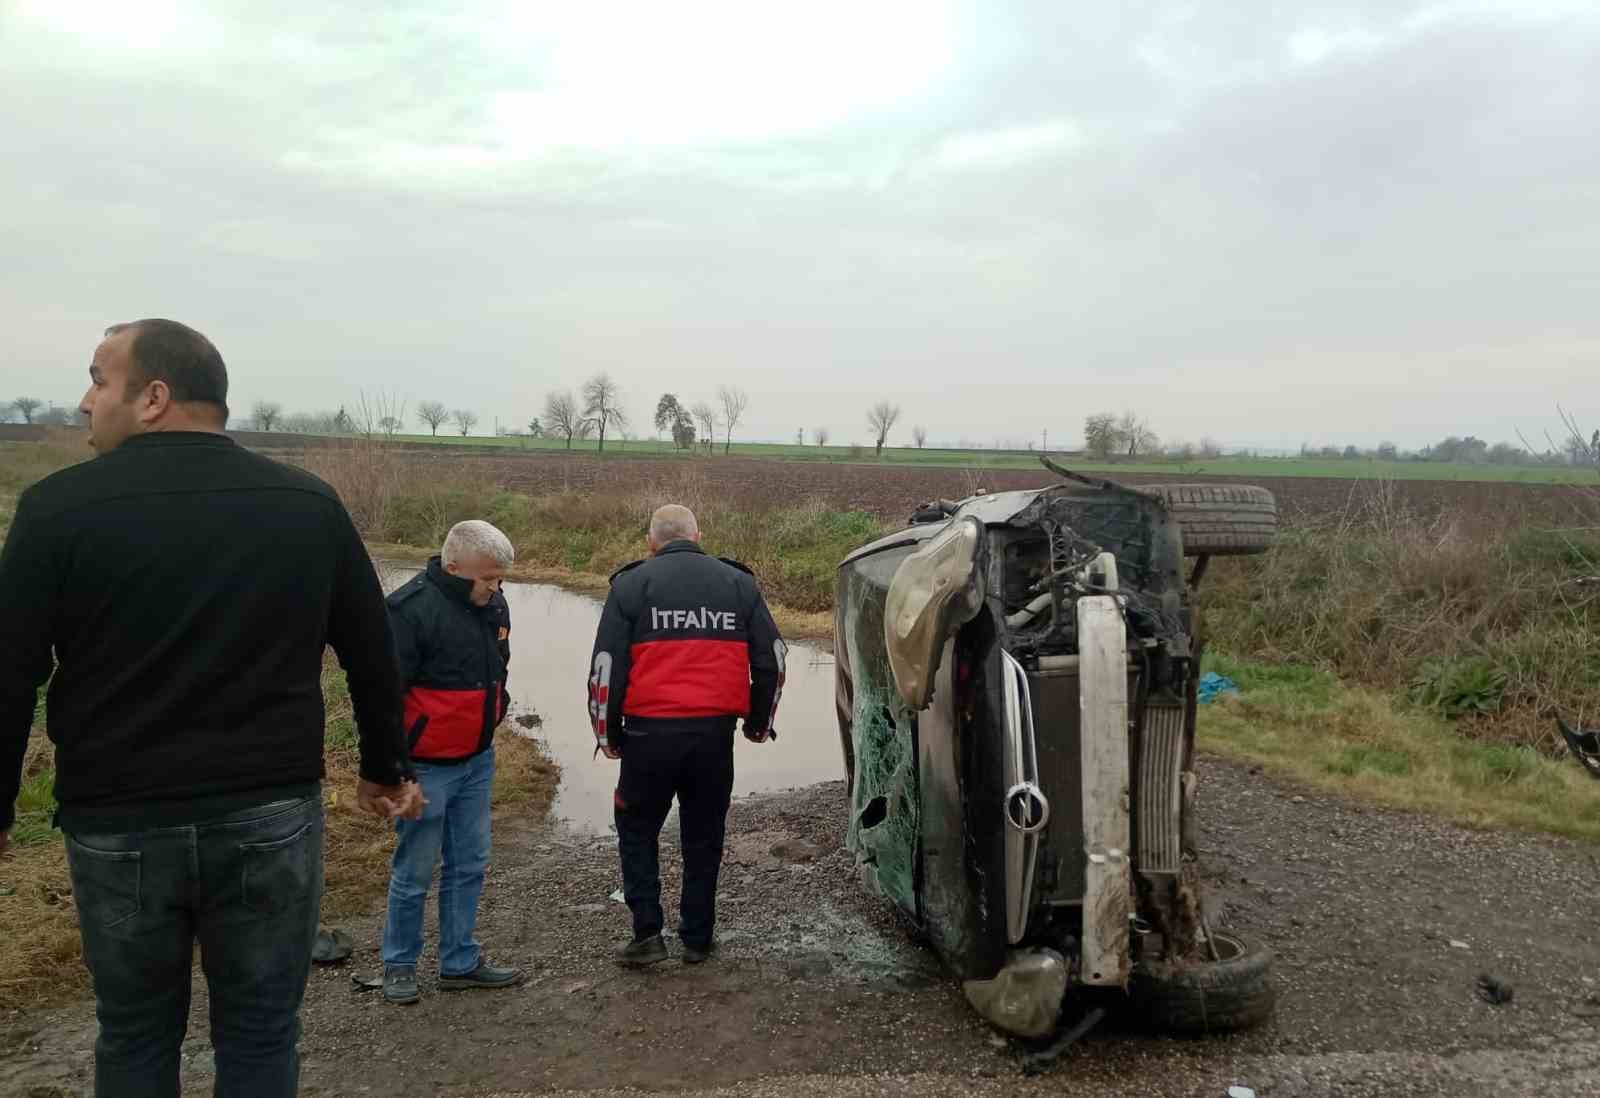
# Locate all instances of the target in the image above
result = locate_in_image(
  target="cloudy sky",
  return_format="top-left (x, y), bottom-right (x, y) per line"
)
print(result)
top-left (1, 0), bottom-right (1594, 451)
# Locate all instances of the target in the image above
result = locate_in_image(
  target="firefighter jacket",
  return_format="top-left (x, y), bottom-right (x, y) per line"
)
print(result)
top-left (588, 540), bottom-right (785, 750)
top-left (387, 557), bottom-right (511, 764)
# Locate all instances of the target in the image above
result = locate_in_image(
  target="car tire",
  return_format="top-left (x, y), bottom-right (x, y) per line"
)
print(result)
top-left (1137, 484), bottom-right (1277, 556)
top-left (1127, 931), bottom-right (1275, 1034)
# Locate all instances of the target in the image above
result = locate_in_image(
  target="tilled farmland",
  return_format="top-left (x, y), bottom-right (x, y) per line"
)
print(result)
top-left (271, 444), bottom-right (1593, 528)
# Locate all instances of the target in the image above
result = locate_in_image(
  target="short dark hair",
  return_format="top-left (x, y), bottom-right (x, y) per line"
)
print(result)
top-left (105, 319), bottom-right (230, 417)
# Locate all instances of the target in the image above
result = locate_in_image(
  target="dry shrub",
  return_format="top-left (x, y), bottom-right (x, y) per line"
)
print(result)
top-left (1203, 480), bottom-right (1600, 752)
top-left (298, 439), bottom-right (521, 550)
top-left (295, 446), bottom-right (886, 611)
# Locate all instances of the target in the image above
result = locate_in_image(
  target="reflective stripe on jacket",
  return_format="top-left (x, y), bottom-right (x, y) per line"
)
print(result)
top-left (588, 541), bottom-right (784, 746)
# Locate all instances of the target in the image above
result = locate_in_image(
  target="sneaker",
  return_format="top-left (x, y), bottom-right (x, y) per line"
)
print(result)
top-left (439, 959), bottom-right (525, 991)
top-left (383, 964), bottom-right (420, 1006)
top-left (617, 934), bottom-right (668, 968)
top-left (682, 940), bottom-right (717, 966)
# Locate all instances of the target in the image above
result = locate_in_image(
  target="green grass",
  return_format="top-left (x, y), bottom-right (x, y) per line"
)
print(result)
top-left (9, 771), bottom-right (56, 846)
top-left (366, 434), bottom-right (1597, 484)
top-left (1199, 653), bottom-right (1600, 842)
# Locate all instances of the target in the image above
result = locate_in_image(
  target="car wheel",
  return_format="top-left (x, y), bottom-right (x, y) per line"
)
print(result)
top-left (1127, 931), bottom-right (1275, 1034)
top-left (1137, 484), bottom-right (1277, 556)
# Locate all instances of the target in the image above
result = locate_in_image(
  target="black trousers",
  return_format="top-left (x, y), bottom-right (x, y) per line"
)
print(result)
top-left (614, 728), bottom-right (735, 949)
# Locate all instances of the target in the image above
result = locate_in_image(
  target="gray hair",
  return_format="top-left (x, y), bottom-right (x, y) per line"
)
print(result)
top-left (649, 504), bottom-right (699, 546)
top-left (442, 520), bottom-right (515, 568)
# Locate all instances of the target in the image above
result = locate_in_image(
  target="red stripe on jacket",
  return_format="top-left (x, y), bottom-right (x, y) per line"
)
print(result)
top-left (403, 685), bottom-right (494, 759)
top-left (624, 638), bottom-right (750, 718)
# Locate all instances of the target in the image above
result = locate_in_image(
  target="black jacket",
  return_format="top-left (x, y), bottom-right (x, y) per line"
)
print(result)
top-left (387, 557), bottom-right (511, 763)
top-left (0, 432), bottom-right (412, 833)
top-left (588, 541), bottom-right (785, 748)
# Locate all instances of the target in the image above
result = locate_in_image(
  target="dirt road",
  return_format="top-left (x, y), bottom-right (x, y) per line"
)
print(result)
top-left (5, 759), bottom-right (1600, 1097)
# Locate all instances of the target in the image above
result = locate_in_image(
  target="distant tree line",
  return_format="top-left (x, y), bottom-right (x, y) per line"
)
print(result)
top-left (13, 387), bottom-right (1590, 469)
top-left (2, 397), bottom-right (74, 426)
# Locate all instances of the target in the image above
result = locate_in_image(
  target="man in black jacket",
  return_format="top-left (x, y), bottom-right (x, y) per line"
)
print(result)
top-left (380, 520), bottom-right (524, 1004)
top-left (0, 319), bottom-right (419, 1098)
top-left (588, 504), bottom-right (785, 966)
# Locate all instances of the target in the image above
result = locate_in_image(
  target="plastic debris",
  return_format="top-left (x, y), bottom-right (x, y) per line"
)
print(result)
top-left (1228, 1088), bottom-right (1257, 1098)
top-left (1449, 939), bottom-right (1470, 950)
top-left (609, 888), bottom-right (627, 904)
top-left (1198, 672), bottom-right (1241, 704)
top-left (962, 948), bottom-right (1068, 1039)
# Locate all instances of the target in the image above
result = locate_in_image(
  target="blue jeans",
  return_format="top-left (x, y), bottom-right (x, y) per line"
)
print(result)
top-left (381, 748), bottom-right (494, 975)
top-left (63, 793), bottom-right (324, 1098)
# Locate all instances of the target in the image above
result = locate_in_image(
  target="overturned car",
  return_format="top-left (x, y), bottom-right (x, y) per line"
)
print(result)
top-left (834, 464), bottom-right (1278, 1038)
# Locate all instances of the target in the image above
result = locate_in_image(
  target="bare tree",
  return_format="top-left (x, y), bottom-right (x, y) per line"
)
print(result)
top-left (251, 401), bottom-right (283, 432)
top-left (692, 402), bottom-right (718, 454)
top-left (867, 401), bottom-right (901, 457)
top-left (1083, 412), bottom-right (1120, 459)
top-left (452, 409), bottom-right (479, 437)
top-left (352, 391), bottom-right (407, 441)
top-left (814, 426), bottom-right (830, 447)
top-left (416, 400), bottom-right (449, 437)
top-left (35, 405), bottom-right (72, 426)
top-left (1198, 437), bottom-right (1224, 459)
top-left (377, 416), bottom-right (404, 437)
top-left (582, 373), bottom-right (627, 452)
top-left (1116, 411), bottom-right (1159, 457)
top-left (717, 385), bottom-right (749, 455)
top-left (11, 397), bottom-right (42, 424)
top-left (543, 391), bottom-right (586, 449)
top-left (912, 425), bottom-right (927, 448)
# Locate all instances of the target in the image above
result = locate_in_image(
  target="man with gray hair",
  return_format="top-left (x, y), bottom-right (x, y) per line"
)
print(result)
top-left (379, 520), bottom-right (524, 1003)
top-left (589, 504), bottom-right (786, 966)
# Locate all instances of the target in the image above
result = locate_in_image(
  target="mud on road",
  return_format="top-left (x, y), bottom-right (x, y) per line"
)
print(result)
top-left (5, 759), bottom-right (1600, 1098)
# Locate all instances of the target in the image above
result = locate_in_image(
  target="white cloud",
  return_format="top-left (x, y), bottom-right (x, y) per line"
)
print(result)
top-left (933, 120), bottom-right (1084, 171)
top-left (1, 0), bottom-right (1598, 450)
top-left (1287, 26), bottom-right (1388, 66)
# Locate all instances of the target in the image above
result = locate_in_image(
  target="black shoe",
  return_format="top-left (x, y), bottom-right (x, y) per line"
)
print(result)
top-left (682, 940), bottom-right (717, 966)
top-left (383, 964), bottom-right (420, 1005)
top-left (440, 959), bottom-right (524, 991)
top-left (618, 935), bottom-right (668, 968)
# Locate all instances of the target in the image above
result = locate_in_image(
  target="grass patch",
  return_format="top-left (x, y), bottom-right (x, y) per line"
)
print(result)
top-left (1199, 652), bottom-right (1600, 842)
top-left (1201, 486), bottom-right (1600, 754)
top-left (0, 658), bottom-right (558, 1010)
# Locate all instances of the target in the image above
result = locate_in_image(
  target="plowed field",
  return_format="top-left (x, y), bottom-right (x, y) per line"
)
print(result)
top-left (344, 447), bottom-right (1593, 528)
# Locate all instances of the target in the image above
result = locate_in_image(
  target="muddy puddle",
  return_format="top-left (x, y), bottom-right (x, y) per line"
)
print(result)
top-left (379, 568), bottom-right (843, 833)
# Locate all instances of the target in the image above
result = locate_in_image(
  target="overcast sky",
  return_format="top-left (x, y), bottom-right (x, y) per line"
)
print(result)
top-left (1, 0), bottom-right (1594, 451)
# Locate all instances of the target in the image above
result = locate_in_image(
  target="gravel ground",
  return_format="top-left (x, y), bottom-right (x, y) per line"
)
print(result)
top-left (5, 759), bottom-right (1600, 1097)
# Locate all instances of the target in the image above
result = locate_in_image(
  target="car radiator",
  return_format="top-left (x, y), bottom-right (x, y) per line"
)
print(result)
top-left (1137, 703), bottom-right (1186, 875)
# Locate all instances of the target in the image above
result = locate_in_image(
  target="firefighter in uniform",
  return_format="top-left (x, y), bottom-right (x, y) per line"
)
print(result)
top-left (588, 504), bottom-right (785, 966)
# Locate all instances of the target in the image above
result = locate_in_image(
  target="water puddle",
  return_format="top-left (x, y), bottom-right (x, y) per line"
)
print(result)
top-left (379, 567), bottom-right (844, 833)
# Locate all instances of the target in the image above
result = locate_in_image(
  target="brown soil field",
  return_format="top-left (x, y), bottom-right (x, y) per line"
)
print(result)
top-left (280, 445), bottom-right (1594, 528)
